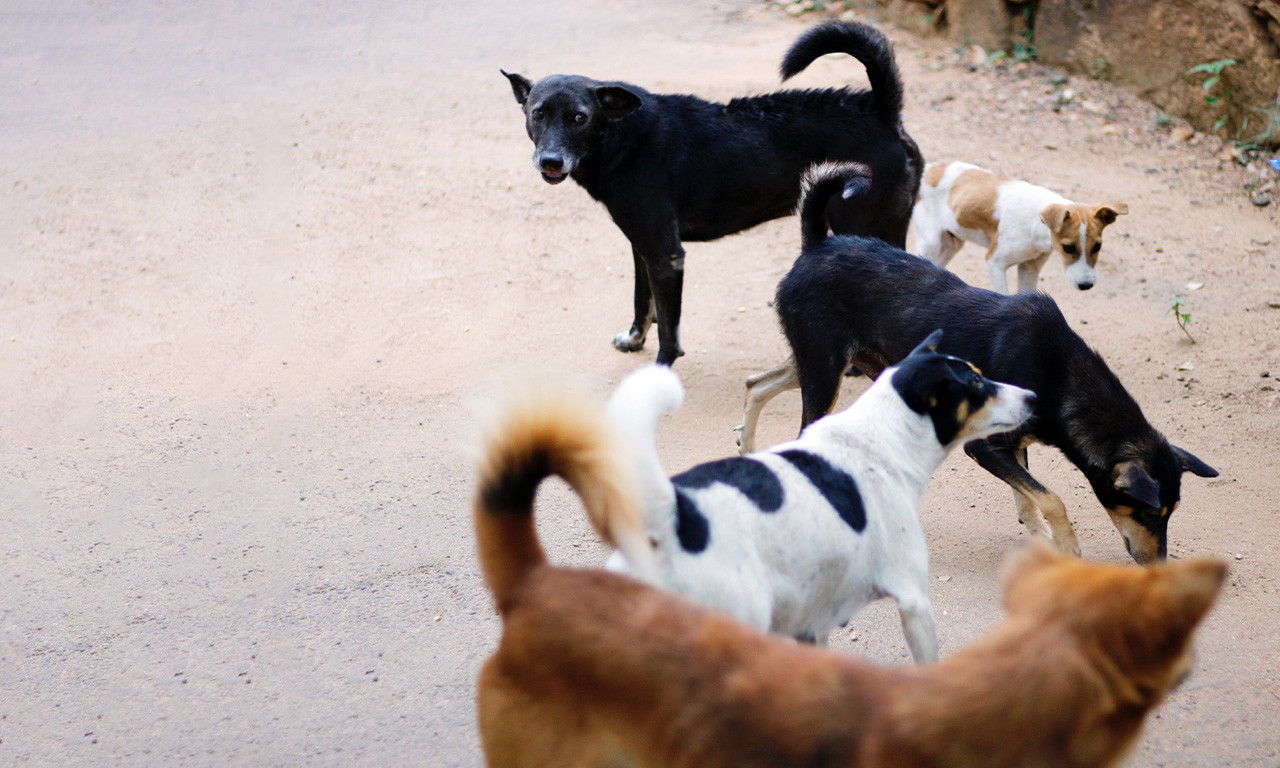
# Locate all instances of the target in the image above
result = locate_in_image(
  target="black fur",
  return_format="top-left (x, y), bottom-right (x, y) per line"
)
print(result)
top-left (502, 21), bottom-right (923, 366)
top-left (778, 450), bottom-right (866, 532)
top-left (772, 166), bottom-right (1217, 562)
top-left (672, 457), bottom-right (785, 513)
top-left (674, 491), bottom-right (711, 553)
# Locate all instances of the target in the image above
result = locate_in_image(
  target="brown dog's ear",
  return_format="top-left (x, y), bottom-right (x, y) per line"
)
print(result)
top-left (1039, 204), bottom-right (1070, 233)
top-left (1094, 202), bottom-right (1129, 226)
top-left (501, 69), bottom-right (533, 105)
top-left (595, 85), bottom-right (643, 122)
top-left (1165, 558), bottom-right (1227, 629)
top-left (1172, 445), bottom-right (1218, 478)
top-left (1114, 461), bottom-right (1161, 509)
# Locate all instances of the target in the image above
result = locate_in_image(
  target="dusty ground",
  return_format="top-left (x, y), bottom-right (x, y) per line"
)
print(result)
top-left (2, 0), bottom-right (1278, 765)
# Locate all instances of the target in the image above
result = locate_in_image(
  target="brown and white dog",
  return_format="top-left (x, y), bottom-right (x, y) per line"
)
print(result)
top-left (912, 161), bottom-right (1128, 293)
top-left (474, 380), bottom-right (1226, 768)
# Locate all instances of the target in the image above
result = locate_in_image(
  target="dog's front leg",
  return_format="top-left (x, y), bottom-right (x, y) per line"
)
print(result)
top-left (878, 565), bottom-right (940, 663)
top-left (965, 440), bottom-right (1082, 556)
top-left (645, 250), bottom-right (686, 366)
top-left (985, 249), bottom-right (1013, 294)
top-left (612, 246), bottom-right (655, 353)
top-left (1015, 254), bottom-right (1050, 294)
top-left (898, 596), bottom-right (940, 664)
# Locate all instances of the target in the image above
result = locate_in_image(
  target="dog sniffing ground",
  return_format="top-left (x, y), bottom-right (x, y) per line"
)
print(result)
top-left (1, 0), bottom-right (1277, 766)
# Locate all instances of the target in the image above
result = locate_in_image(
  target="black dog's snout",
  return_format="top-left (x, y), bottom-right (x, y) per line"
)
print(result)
top-left (1024, 391), bottom-right (1037, 407)
top-left (1077, 281), bottom-right (1095, 291)
top-left (539, 155), bottom-right (564, 172)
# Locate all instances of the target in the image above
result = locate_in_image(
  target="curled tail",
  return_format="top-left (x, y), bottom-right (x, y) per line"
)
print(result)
top-left (799, 162), bottom-right (873, 250)
top-left (474, 381), bottom-right (655, 612)
top-left (605, 365), bottom-right (684, 548)
top-left (780, 21), bottom-right (905, 122)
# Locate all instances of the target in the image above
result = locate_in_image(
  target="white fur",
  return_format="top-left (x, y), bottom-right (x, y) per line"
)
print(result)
top-left (913, 161), bottom-right (1093, 294)
top-left (604, 362), bottom-right (1034, 662)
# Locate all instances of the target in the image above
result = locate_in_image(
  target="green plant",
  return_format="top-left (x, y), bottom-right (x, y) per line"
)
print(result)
top-left (1186, 58), bottom-right (1237, 133)
top-left (987, 7), bottom-right (1037, 66)
top-left (1167, 298), bottom-right (1196, 343)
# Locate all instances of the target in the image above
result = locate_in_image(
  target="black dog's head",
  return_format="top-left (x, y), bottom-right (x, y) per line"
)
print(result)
top-left (1094, 440), bottom-right (1217, 565)
top-left (501, 70), bottom-right (643, 184)
top-left (889, 330), bottom-right (1036, 448)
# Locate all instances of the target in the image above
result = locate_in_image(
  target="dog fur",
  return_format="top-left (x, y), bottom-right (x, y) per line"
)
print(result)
top-left (912, 160), bottom-right (1128, 293)
top-left (502, 21), bottom-right (923, 365)
top-left (739, 163), bottom-right (1217, 564)
top-left (602, 338), bottom-right (1034, 660)
top-left (474, 387), bottom-right (1227, 768)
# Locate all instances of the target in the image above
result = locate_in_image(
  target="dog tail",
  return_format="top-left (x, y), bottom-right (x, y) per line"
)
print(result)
top-left (474, 380), bottom-right (655, 612)
top-left (780, 21), bottom-right (905, 122)
top-left (799, 161), bottom-right (874, 250)
top-left (605, 365), bottom-right (684, 550)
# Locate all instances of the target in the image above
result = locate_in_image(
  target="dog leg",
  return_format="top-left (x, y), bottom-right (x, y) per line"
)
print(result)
top-left (878, 568), bottom-right (940, 663)
top-left (1012, 443), bottom-right (1051, 537)
top-left (1015, 255), bottom-right (1050, 294)
top-left (965, 440), bottom-right (1081, 556)
top-left (984, 247), bottom-right (1012, 294)
top-left (613, 246), bottom-right (655, 353)
top-left (736, 361), bottom-right (800, 454)
top-left (897, 596), bottom-right (940, 664)
top-left (645, 251), bottom-right (686, 366)
top-left (925, 230), bottom-right (965, 268)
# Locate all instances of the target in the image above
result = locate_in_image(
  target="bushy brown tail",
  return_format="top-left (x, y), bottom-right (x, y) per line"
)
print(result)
top-left (474, 382), bottom-right (654, 612)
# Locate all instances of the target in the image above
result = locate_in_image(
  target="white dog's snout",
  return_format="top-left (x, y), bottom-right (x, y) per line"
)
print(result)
top-left (1064, 259), bottom-right (1097, 290)
top-left (992, 382), bottom-right (1037, 426)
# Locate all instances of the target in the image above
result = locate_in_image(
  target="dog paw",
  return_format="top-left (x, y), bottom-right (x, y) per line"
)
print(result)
top-left (1052, 531), bottom-right (1082, 558)
top-left (612, 329), bottom-right (646, 352)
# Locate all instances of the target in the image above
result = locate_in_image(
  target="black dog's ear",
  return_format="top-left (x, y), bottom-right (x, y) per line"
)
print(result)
top-left (501, 69), bottom-right (533, 105)
top-left (908, 329), bottom-right (944, 358)
top-left (595, 85), bottom-right (643, 121)
top-left (1172, 445), bottom-right (1218, 478)
top-left (1114, 461), bottom-right (1161, 509)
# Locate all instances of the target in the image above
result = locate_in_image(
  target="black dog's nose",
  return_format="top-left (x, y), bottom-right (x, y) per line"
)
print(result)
top-left (1025, 391), bottom-right (1037, 407)
top-left (540, 155), bottom-right (564, 172)
top-left (1078, 281), bottom-right (1095, 290)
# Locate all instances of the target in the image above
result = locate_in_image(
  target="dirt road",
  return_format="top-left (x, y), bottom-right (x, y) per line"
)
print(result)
top-left (2, 0), bottom-right (1277, 765)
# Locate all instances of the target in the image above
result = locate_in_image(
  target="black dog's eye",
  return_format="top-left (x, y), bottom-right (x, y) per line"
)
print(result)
top-left (1062, 244), bottom-right (1078, 255)
top-left (1091, 242), bottom-right (1101, 254)
top-left (573, 112), bottom-right (587, 124)
top-left (531, 108), bottom-right (545, 121)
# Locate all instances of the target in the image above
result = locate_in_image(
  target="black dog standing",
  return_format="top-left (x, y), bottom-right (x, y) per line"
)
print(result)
top-left (502, 22), bottom-right (922, 365)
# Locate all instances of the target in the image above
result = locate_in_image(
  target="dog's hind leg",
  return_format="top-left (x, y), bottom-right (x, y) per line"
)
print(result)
top-left (1012, 444), bottom-right (1052, 538)
top-left (736, 361), bottom-right (801, 454)
top-left (966, 441), bottom-right (1081, 556)
top-left (613, 246), bottom-right (655, 353)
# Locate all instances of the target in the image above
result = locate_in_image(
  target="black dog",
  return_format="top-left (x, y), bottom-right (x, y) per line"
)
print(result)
top-left (738, 162), bottom-right (1217, 564)
top-left (502, 21), bottom-right (923, 365)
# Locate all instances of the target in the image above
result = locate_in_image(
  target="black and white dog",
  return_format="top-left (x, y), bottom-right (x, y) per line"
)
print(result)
top-left (604, 334), bottom-right (1035, 661)
top-left (502, 21), bottom-right (923, 366)
top-left (738, 163), bottom-right (1218, 564)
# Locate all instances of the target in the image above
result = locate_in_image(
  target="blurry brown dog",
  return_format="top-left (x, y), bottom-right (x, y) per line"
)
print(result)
top-left (474, 382), bottom-right (1226, 768)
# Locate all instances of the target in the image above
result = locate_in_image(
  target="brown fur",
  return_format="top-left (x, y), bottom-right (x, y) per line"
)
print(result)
top-left (948, 167), bottom-right (1003, 246)
top-left (473, 386), bottom-right (1226, 768)
top-left (1040, 201), bottom-right (1129, 270)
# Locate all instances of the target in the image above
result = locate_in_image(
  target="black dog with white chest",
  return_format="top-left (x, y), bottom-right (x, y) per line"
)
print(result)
top-left (738, 163), bottom-right (1218, 565)
top-left (502, 21), bottom-right (923, 365)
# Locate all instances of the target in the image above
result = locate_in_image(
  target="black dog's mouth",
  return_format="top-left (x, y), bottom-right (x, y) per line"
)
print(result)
top-left (541, 170), bottom-right (567, 184)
